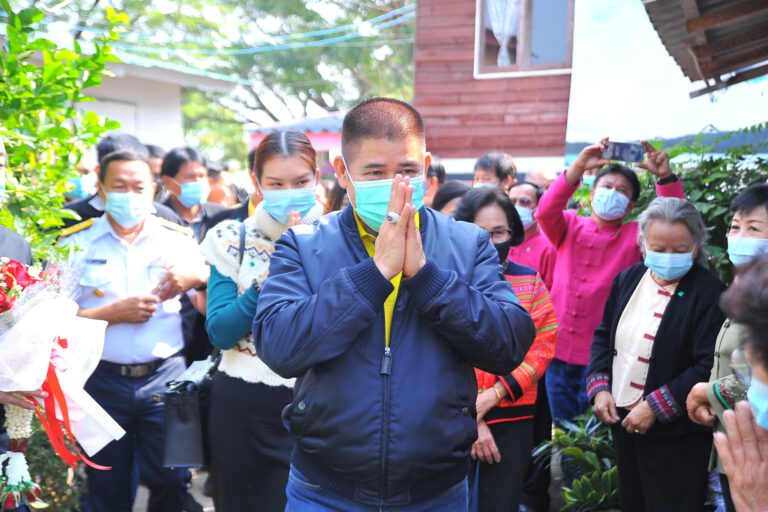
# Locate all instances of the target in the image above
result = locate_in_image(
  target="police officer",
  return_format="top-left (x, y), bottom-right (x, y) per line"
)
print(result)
top-left (59, 149), bottom-right (208, 512)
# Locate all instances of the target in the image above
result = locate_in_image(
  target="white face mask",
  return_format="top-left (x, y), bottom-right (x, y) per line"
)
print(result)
top-left (515, 205), bottom-right (534, 229)
top-left (591, 187), bottom-right (630, 221)
top-left (727, 236), bottom-right (768, 266)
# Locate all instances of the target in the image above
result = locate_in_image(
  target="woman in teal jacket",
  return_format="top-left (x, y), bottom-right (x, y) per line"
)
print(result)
top-left (200, 130), bottom-right (324, 512)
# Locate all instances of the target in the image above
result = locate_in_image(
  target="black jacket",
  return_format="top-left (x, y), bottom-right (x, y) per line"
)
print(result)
top-left (204, 199), bottom-right (249, 229)
top-left (587, 263), bottom-right (725, 439)
top-left (162, 199), bottom-right (226, 243)
top-left (62, 195), bottom-right (181, 228)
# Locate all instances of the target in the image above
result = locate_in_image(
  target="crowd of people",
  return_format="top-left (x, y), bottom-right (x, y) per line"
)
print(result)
top-left (1, 97), bottom-right (768, 512)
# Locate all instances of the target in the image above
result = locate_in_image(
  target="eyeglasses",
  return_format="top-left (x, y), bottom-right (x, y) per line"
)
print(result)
top-left (489, 229), bottom-right (512, 244)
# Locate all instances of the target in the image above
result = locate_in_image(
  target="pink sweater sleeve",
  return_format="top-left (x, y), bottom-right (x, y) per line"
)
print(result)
top-left (535, 173), bottom-right (577, 248)
top-left (655, 176), bottom-right (685, 199)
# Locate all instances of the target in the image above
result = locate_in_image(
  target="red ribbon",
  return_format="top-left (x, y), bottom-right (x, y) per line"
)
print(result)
top-left (34, 362), bottom-right (110, 471)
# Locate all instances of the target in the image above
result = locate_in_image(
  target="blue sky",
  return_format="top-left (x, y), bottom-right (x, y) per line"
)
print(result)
top-left (566, 0), bottom-right (768, 142)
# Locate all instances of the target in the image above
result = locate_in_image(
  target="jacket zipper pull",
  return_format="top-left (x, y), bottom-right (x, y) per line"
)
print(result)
top-left (380, 347), bottom-right (392, 375)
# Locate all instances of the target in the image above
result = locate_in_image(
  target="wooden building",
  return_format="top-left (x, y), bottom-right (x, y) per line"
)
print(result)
top-left (413, 0), bottom-right (575, 173)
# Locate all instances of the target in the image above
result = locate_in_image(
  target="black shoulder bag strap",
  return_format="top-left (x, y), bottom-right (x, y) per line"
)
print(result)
top-left (238, 222), bottom-right (246, 264)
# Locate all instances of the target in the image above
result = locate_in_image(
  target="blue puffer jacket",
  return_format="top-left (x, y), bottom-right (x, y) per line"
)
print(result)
top-left (253, 206), bottom-right (535, 507)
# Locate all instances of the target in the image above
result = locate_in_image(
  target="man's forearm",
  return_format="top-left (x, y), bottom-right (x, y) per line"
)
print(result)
top-left (78, 304), bottom-right (116, 324)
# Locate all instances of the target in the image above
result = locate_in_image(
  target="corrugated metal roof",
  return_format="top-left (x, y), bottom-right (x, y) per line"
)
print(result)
top-left (644, 0), bottom-right (700, 80)
top-left (250, 111), bottom-right (345, 134)
top-left (644, 0), bottom-right (768, 86)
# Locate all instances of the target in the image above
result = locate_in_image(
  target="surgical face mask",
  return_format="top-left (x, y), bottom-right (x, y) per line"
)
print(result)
top-left (173, 179), bottom-right (210, 208)
top-left (493, 239), bottom-right (513, 267)
top-left (515, 206), bottom-right (534, 229)
top-left (473, 182), bottom-right (497, 189)
top-left (727, 236), bottom-right (768, 266)
top-left (747, 377), bottom-right (768, 430)
top-left (644, 249), bottom-right (694, 281)
top-left (105, 192), bottom-right (152, 229)
top-left (591, 187), bottom-right (630, 221)
top-left (260, 186), bottom-right (317, 225)
top-left (344, 158), bottom-right (425, 231)
top-left (583, 175), bottom-right (596, 188)
top-left (68, 173), bottom-right (97, 200)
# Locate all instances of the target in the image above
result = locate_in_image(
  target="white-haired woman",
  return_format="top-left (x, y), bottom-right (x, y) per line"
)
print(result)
top-left (586, 197), bottom-right (725, 511)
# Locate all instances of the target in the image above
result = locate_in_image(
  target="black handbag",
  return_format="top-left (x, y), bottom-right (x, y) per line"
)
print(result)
top-left (156, 223), bottom-right (245, 467)
top-left (157, 354), bottom-right (220, 468)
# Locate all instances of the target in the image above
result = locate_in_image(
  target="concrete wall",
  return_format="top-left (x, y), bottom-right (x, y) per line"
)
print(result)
top-left (84, 76), bottom-right (185, 151)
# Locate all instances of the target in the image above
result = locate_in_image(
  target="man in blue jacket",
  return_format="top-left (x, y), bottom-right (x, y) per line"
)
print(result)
top-left (253, 98), bottom-right (535, 511)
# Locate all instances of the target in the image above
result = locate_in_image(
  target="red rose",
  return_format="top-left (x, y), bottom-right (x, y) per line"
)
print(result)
top-left (4, 259), bottom-right (36, 289)
top-left (0, 294), bottom-right (15, 314)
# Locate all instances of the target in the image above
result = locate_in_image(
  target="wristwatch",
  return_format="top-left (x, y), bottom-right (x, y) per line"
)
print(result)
top-left (657, 174), bottom-right (678, 184)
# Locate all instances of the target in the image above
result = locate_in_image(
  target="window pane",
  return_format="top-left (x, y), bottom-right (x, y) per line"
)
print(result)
top-left (530, 0), bottom-right (568, 66)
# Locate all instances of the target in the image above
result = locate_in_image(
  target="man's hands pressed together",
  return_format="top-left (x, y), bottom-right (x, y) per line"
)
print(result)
top-left (373, 175), bottom-right (426, 280)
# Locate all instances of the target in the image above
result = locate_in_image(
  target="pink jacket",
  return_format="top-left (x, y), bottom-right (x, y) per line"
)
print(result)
top-left (535, 173), bottom-right (685, 365)
top-left (508, 229), bottom-right (557, 291)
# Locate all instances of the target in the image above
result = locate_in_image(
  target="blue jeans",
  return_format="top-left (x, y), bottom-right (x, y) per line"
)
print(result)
top-left (83, 356), bottom-right (188, 512)
top-left (546, 358), bottom-right (590, 426)
top-left (285, 466), bottom-right (469, 512)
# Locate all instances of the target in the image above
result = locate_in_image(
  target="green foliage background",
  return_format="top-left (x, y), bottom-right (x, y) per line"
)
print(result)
top-left (0, 1), bottom-right (126, 261)
top-left (21, 0), bottom-right (416, 169)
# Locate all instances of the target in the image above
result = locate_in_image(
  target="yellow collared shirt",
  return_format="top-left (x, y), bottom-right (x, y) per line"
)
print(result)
top-left (354, 211), bottom-right (420, 348)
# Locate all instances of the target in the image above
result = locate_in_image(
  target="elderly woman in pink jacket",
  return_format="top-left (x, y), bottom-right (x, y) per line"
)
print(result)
top-left (535, 138), bottom-right (685, 425)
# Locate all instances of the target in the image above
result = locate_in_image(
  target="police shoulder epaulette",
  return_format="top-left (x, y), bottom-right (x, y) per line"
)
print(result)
top-left (158, 218), bottom-right (194, 237)
top-left (59, 217), bottom-right (96, 239)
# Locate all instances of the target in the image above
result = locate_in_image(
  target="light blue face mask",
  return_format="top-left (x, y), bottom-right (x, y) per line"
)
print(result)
top-left (173, 179), bottom-right (210, 208)
top-left (344, 158), bottom-right (425, 231)
top-left (591, 187), bottom-right (630, 221)
top-left (515, 205), bottom-right (534, 229)
top-left (68, 173), bottom-right (97, 200)
top-left (261, 187), bottom-right (317, 225)
top-left (644, 249), bottom-right (694, 281)
top-left (747, 377), bottom-right (768, 430)
top-left (583, 175), bottom-right (596, 188)
top-left (105, 192), bottom-right (153, 229)
top-left (727, 236), bottom-right (768, 266)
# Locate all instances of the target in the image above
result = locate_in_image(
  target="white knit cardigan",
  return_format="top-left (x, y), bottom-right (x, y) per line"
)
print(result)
top-left (200, 201), bottom-right (324, 387)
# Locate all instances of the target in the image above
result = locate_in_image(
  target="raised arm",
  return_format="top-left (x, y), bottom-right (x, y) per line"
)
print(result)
top-left (639, 141), bottom-right (685, 199)
top-left (536, 139), bottom-right (610, 247)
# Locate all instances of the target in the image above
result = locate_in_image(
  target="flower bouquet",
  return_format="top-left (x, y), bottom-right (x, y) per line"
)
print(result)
top-left (0, 258), bottom-right (125, 510)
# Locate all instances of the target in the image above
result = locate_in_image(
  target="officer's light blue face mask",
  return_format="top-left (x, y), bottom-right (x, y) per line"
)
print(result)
top-left (583, 175), bottom-right (596, 188)
top-left (257, 179), bottom-right (317, 226)
top-left (343, 157), bottom-right (425, 231)
top-left (727, 236), bottom-right (768, 267)
top-left (747, 377), bottom-right (768, 430)
top-left (644, 248), bottom-right (694, 281)
top-left (591, 187), bottom-right (630, 221)
top-left (105, 191), bottom-right (153, 229)
top-left (172, 179), bottom-right (210, 208)
top-left (68, 173), bottom-right (97, 200)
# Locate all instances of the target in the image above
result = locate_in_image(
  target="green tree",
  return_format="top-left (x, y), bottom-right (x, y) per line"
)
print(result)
top-left (0, 1), bottom-right (126, 261)
top-left (13, 0), bottom-right (414, 169)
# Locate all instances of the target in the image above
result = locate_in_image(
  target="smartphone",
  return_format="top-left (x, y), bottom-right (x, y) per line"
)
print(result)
top-left (603, 142), bottom-right (644, 163)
